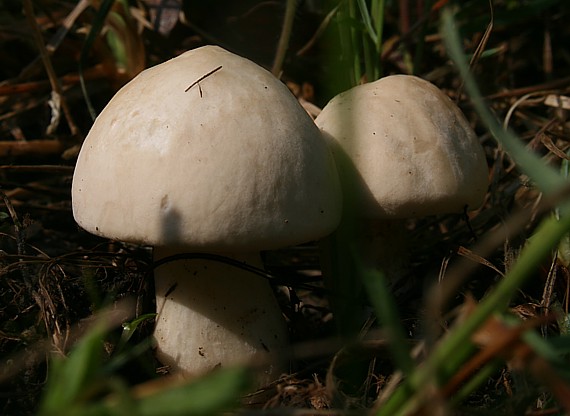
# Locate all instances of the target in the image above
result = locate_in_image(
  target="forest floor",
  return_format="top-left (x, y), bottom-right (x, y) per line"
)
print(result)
top-left (2, 1), bottom-right (570, 415)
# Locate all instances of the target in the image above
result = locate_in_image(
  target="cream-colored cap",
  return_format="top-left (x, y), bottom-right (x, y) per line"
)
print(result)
top-left (72, 46), bottom-right (342, 251)
top-left (315, 75), bottom-right (488, 219)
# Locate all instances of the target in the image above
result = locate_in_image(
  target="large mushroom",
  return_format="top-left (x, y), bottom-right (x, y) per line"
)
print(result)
top-left (315, 75), bottom-right (488, 331)
top-left (71, 46), bottom-right (342, 383)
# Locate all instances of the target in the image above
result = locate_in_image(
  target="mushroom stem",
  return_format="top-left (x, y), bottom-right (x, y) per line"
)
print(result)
top-left (152, 248), bottom-right (289, 384)
top-left (360, 219), bottom-right (411, 284)
top-left (319, 217), bottom-right (411, 338)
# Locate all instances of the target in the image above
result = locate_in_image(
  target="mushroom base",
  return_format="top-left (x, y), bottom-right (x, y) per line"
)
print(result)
top-left (361, 219), bottom-right (411, 282)
top-left (152, 248), bottom-right (289, 386)
top-left (319, 218), bottom-right (413, 337)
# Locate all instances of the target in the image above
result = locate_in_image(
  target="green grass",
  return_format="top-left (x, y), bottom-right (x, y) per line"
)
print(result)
top-left (38, 314), bottom-right (252, 416)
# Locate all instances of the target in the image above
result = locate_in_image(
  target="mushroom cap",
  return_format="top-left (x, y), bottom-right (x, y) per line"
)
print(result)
top-left (72, 46), bottom-right (342, 251)
top-left (315, 75), bottom-right (488, 219)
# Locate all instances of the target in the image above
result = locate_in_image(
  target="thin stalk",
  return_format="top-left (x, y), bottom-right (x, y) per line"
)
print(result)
top-left (412, 0), bottom-right (432, 74)
top-left (22, 0), bottom-right (79, 136)
top-left (272, 0), bottom-right (298, 77)
top-left (79, 0), bottom-right (115, 121)
top-left (362, 35), bottom-right (376, 82)
top-left (356, 0), bottom-right (379, 45)
top-left (348, 0), bottom-right (363, 85)
top-left (370, 0), bottom-right (385, 79)
top-left (357, 0), bottom-right (384, 81)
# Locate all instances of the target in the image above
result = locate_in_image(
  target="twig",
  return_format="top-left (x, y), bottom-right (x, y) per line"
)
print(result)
top-left (296, 4), bottom-right (340, 57)
top-left (0, 140), bottom-right (66, 157)
top-left (0, 190), bottom-right (37, 303)
top-left (22, 0), bottom-right (79, 137)
top-left (0, 165), bottom-right (74, 174)
top-left (0, 190), bottom-right (24, 257)
top-left (46, 0), bottom-right (90, 54)
top-left (0, 65), bottom-right (106, 96)
top-left (455, 0), bottom-right (494, 102)
top-left (184, 66), bottom-right (223, 95)
top-left (271, 0), bottom-right (298, 78)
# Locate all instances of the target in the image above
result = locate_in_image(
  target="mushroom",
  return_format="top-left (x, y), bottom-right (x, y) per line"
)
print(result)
top-left (71, 45), bottom-right (342, 383)
top-left (315, 75), bottom-right (488, 331)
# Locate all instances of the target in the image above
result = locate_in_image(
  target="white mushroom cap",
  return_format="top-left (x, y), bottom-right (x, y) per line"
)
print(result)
top-left (315, 75), bottom-right (488, 219)
top-left (72, 46), bottom-right (342, 251)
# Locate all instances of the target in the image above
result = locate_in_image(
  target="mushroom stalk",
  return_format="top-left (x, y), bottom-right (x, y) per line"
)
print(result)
top-left (359, 219), bottom-right (410, 278)
top-left (319, 216), bottom-right (410, 337)
top-left (153, 248), bottom-right (289, 384)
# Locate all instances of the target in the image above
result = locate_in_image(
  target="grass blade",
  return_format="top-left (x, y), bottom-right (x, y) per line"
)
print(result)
top-left (441, 8), bottom-right (565, 197)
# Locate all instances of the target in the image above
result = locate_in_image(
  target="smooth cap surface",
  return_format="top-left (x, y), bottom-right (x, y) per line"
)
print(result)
top-left (72, 46), bottom-right (342, 250)
top-left (315, 75), bottom-right (488, 219)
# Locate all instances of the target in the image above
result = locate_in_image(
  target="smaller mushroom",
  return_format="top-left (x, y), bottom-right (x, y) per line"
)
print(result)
top-left (315, 75), bottom-right (488, 331)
